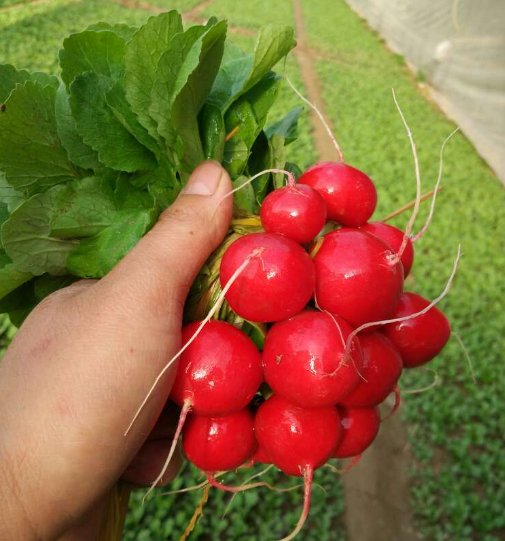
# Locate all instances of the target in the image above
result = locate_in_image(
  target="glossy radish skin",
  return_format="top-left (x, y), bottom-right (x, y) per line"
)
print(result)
top-left (382, 292), bottom-right (451, 368)
top-left (170, 321), bottom-right (262, 415)
top-left (298, 162), bottom-right (377, 227)
top-left (263, 311), bottom-right (363, 407)
top-left (252, 445), bottom-right (272, 464)
top-left (334, 406), bottom-right (380, 458)
top-left (255, 395), bottom-right (342, 476)
top-left (361, 221), bottom-right (414, 277)
top-left (220, 232), bottom-right (316, 322)
top-left (183, 410), bottom-right (256, 472)
top-left (341, 332), bottom-right (403, 408)
top-left (260, 184), bottom-right (327, 244)
top-left (313, 228), bottom-right (404, 328)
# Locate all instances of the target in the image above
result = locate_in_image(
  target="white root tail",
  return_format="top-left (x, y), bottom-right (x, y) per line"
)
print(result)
top-left (390, 88), bottom-right (422, 265)
top-left (142, 399), bottom-right (192, 504)
top-left (451, 331), bottom-right (477, 384)
top-left (401, 369), bottom-right (441, 395)
top-left (223, 464), bottom-right (274, 517)
top-left (219, 168), bottom-right (295, 206)
top-left (411, 128), bottom-right (460, 243)
top-left (343, 244), bottom-right (462, 363)
top-left (125, 250), bottom-right (262, 436)
top-left (286, 77), bottom-right (344, 163)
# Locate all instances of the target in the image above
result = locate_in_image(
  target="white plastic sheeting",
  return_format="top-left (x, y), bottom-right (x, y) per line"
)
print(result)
top-left (344, 0), bottom-right (505, 184)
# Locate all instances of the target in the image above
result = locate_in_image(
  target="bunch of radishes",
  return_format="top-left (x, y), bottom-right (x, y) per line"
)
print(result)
top-left (163, 159), bottom-right (452, 540)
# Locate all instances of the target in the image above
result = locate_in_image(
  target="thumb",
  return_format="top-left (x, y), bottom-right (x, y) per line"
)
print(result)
top-left (96, 160), bottom-right (233, 315)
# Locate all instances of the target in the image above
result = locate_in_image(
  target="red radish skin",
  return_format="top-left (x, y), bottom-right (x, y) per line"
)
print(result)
top-left (260, 184), bottom-right (327, 244)
top-left (382, 292), bottom-right (451, 368)
top-left (183, 410), bottom-right (256, 472)
top-left (361, 221), bottom-right (415, 277)
top-left (255, 394), bottom-right (342, 477)
top-left (263, 311), bottom-right (363, 407)
top-left (170, 320), bottom-right (262, 415)
top-left (220, 232), bottom-right (316, 322)
top-left (334, 406), bottom-right (380, 458)
top-left (299, 162), bottom-right (377, 227)
top-left (252, 445), bottom-right (272, 465)
top-left (313, 228), bottom-right (404, 328)
top-left (341, 332), bottom-right (403, 408)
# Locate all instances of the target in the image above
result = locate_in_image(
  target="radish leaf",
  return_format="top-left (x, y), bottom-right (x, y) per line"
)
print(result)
top-left (125, 11), bottom-right (184, 142)
top-left (0, 81), bottom-right (78, 194)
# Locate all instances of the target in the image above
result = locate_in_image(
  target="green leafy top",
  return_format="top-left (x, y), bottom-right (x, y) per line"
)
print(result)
top-left (0, 12), bottom-right (300, 325)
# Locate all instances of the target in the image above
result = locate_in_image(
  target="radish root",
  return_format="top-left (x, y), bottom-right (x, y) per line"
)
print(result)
top-left (220, 168), bottom-right (295, 205)
top-left (402, 369), bottom-right (441, 394)
top-left (161, 480), bottom-right (208, 496)
top-left (125, 249), bottom-right (263, 437)
top-left (390, 88), bottom-right (422, 266)
top-left (342, 244), bottom-right (461, 363)
top-left (207, 471), bottom-right (299, 495)
top-left (276, 465), bottom-right (314, 541)
top-left (382, 384), bottom-right (401, 422)
top-left (142, 398), bottom-right (192, 504)
top-left (179, 483), bottom-right (211, 541)
top-left (451, 331), bottom-right (477, 384)
top-left (411, 128), bottom-right (460, 242)
top-left (286, 77), bottom-right (344, 163)
top-left (325, 454), bottom-right (363, 475)
top-left (382, 187), bottom-right (444, 223)
top-left (223, 464), bottom-right (274, 517)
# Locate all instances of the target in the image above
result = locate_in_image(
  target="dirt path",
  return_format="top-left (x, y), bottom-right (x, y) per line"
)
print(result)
top-left (292, 1), bottom-right (420, 539)
top-left (292, 0), bottom-right (337, 163)
top-left (342, 400), bottom-right (420, 541)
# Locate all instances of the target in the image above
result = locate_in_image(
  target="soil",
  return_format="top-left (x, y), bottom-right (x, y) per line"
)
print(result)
top-left (342, 399), bottom-right (421, 541)
top-left (292, 0), bottom-right (338, 163)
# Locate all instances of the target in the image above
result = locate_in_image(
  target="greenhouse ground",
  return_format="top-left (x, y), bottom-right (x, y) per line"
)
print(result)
top-left (0, 0), bottom-right (504, 540)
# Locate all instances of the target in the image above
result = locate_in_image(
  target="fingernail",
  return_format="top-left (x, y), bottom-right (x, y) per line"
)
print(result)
top-left (182, 161), bottom-right (224, 196)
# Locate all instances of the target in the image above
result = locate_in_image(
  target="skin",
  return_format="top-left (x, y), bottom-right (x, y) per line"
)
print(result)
top-left (0, 161), bottom-right (233, 541)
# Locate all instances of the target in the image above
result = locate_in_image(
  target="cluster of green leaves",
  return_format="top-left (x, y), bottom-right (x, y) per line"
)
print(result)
top-left (0, 10), bottom-right (302, 325)
top-left (301, 0), bottom-right (505, 539)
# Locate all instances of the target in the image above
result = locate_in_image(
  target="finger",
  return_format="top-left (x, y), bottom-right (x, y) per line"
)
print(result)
top-left (121, 439), bottom-right (183, 487)
top-left (147, 401), bottom-right (180, 441)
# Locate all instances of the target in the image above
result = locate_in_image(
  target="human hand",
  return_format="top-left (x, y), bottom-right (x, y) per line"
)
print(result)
top-left (0, 161), bottom-right (233, 541)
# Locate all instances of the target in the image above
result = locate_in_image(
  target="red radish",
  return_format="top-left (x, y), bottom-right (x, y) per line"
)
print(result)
top-left (382, 292), bottom-right (451, 368)
top-left (263, 311), bottom-right (363, 407)
top-left (220, 232), bottom-right (315, 322)
top-left (170, 320), bottom-right (262, 415)
top-left (298, 162), bottom-right (377, 227)
top-left (255, 395), bottom-right (342, 541)
top-left (341, 332), bottom-right (403, 408)
top-left (334, 406), bottom-right (380, 458)
top-left (255, 394), bottom-right (341, 477)
top-left (361, 221), bottom-right (415, 277)
top-left (313, 228), bottom-right (404, 327)
top-left (252, 445), bottom-right (271, 465)
top-left (183, 410), bottom-right (256, 472)
top-left (260, 183), bottom-right (327, 244)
